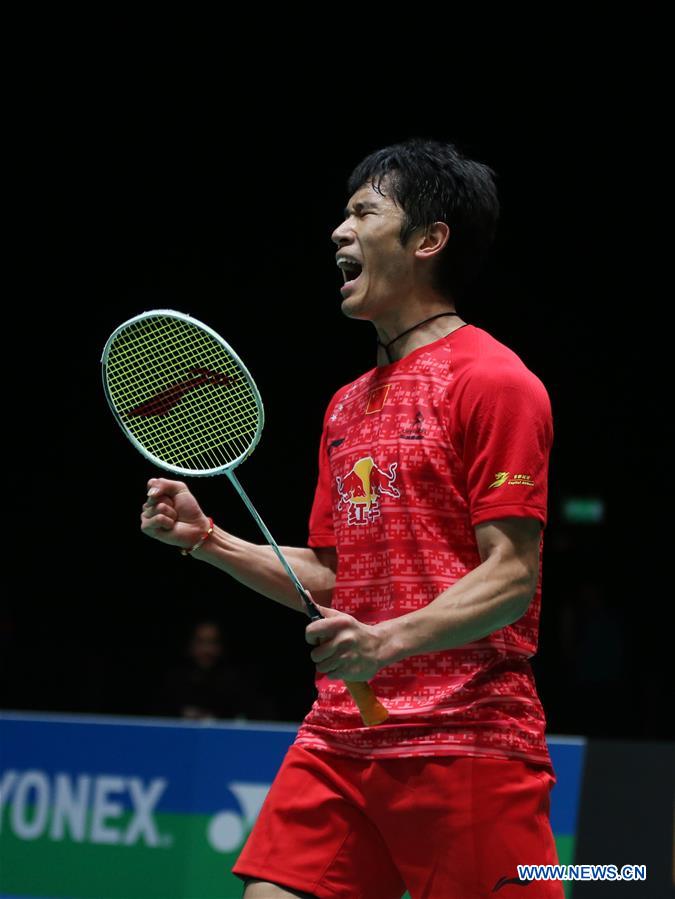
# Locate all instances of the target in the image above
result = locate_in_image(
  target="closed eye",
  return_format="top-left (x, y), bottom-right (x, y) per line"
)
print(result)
top-left (343, 202), bottom-right (378, 220)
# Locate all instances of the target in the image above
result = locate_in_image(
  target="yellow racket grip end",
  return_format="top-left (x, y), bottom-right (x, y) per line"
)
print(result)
top-left (345, 681), bottom-right (389, 726)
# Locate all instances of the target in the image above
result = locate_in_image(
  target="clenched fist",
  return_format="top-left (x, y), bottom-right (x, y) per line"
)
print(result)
top-left (140, 478), bottom-right (210, 549)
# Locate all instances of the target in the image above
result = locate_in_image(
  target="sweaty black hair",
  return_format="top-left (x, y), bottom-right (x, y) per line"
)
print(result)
top-left (347, 137), bottom-right (499, 299)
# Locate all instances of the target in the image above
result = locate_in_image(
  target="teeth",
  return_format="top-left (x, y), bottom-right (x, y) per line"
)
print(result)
top-left (336, 257), bottom-right (363, 286)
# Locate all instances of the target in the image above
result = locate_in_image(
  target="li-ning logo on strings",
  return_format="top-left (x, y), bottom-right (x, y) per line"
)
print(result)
top-left (124, 368), bottom-right (236, 417)
top-left (336, 456), bottom-right (401, 526)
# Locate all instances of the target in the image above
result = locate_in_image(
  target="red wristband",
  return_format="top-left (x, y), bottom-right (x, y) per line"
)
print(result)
top-left (180, 518), bottom-right (214, 556)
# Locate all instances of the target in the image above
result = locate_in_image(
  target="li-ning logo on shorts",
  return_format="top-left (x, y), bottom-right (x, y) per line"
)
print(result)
top-left (336, 456), bottom-right (400, 526)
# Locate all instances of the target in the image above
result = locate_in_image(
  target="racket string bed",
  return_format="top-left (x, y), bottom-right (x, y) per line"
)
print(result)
top-left (106, 315), bottom-right (259, 470)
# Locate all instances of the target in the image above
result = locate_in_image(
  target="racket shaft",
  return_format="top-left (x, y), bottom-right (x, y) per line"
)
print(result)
top-left (225, 470), bottom-right (318, 617)
top-left (225, 470), bottom-right (389, 727)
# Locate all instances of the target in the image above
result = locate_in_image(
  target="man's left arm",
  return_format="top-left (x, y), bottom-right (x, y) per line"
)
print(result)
top-left (306, 516), bottom-right (541, 681)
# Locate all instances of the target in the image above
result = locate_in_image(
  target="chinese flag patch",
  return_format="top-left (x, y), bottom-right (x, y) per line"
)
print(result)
top-left (366, 384), bottom-right (391, 414)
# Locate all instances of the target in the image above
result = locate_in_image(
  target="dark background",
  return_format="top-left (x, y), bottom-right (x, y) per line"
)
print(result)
top-left (7, 57), bottom-right (669, 740)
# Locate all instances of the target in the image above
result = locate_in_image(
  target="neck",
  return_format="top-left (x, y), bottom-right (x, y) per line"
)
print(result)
top-left (374, 305), bottom-right (466, 366)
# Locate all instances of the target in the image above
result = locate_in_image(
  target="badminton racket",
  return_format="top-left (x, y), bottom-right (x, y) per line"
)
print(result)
top-left (101, 309), bottom-right (388, 726)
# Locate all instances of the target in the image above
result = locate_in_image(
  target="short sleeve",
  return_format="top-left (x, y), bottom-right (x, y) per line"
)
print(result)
top-left (449, 365), bottom-right (554, 527)
top-left (307, 399), bottom-right (338, 548)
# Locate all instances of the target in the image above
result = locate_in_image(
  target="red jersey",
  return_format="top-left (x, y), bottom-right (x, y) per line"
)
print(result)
top-left (294, 324), bottom-right (555, 769)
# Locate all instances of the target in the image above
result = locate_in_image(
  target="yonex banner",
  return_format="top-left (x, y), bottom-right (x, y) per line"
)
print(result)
top-left (0, 713), bottom-right (585, 899)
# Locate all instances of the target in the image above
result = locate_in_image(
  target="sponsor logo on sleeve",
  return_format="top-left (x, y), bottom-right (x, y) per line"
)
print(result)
top-left (489, 472), bottom-right (535, 489)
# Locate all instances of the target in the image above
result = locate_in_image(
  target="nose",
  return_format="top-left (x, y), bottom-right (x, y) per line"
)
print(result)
top-left (331, 216), bottom-right (353, 247)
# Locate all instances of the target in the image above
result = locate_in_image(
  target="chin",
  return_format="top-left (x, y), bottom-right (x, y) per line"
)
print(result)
top-left (340, 293), bottom-right (373, 322)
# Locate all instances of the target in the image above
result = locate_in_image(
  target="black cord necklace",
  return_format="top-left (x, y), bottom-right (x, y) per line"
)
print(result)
top-left (377, 312), bottom-right (460, 363)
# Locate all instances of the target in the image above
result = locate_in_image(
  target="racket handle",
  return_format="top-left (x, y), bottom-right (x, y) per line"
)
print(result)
top-left (345, 681), bottom-right (389, 726)
top-left (296, 586), bottom-right (388, 727)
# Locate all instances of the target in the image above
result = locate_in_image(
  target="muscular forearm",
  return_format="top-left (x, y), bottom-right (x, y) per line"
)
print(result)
top-left (191, 526), bottom-right (336, 613)
top-left (377, 551), bottom-right (536, 667)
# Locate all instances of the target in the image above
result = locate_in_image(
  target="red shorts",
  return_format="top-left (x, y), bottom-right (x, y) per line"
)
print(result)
top-left (232, 744), bottom-right (563, 899)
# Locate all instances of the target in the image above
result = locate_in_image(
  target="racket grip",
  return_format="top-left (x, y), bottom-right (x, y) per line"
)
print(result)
top-left (298, 587), bottom-right (388, 726)
top-left (345, 681), bottom-right (389, 726)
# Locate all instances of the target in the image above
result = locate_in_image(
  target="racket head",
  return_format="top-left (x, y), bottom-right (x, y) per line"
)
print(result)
top-left (101, 309), bottom-right (264, 476)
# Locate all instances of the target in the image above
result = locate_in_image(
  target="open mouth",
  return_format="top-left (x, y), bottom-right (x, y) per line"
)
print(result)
top-left (342, 262), bottom-right (362, 284)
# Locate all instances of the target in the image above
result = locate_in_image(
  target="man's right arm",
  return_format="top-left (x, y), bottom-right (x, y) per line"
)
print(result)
top-left (141, 478), bottom-right (336, 613)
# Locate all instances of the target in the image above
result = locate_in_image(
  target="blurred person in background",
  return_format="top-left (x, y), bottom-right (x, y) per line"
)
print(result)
top-left (160, 618), bottom-right (241, 720)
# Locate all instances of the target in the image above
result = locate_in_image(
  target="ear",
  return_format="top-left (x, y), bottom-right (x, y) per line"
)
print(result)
top-left (414, 221), bottom-right (450, 262)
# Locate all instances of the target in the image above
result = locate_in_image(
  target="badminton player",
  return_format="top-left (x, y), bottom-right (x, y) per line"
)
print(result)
top-left (141, 138), bottom-right (563, 898)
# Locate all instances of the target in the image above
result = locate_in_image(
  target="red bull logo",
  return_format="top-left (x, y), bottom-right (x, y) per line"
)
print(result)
top-left (336, 456), bottom-right (400, 526)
